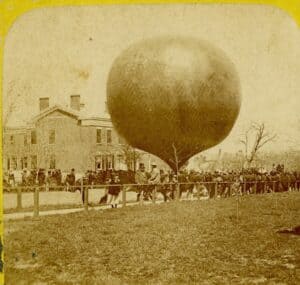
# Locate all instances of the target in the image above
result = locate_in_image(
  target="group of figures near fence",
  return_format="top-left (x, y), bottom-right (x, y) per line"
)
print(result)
top-left (4, 163), bottom-right (300, 205)
top-left (131, 163), bottom-right (300, 202)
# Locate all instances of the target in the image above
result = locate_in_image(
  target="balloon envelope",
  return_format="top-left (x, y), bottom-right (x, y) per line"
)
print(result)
top-left (107, 37), bottom-right (241, 171)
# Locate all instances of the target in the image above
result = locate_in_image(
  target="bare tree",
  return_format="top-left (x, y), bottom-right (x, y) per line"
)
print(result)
top-left (3, 81), bottom-right (19, 128)
top-left (240, 122), bottom-right (277, 167)
top-left (120, 144), bottom-right (142, 172)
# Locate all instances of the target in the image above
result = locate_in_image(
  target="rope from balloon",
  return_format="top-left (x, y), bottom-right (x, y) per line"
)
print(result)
top-left (172, 143), bottom-right (179, 175)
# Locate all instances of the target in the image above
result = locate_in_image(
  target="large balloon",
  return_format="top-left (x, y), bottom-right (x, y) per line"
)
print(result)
top-left (107, 36), bottom-right (241, 171)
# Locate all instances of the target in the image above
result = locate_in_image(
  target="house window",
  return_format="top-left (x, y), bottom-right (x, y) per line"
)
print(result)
top-left (21, 157), bottom-right (28, 169)
top-left (7, 157), bottom-right (10, 170)
top-left (10, 135), bottom-right (14, 145)
top-left (117, 154), bottom-right (123, 169)
top-left (24, 134), bottom-right (28, 146)
top-left (31, 155), bottom-right (37, 169)
top-left (107, 129), bottom-right (112, 144)
top-left (50, 154), bottom-right (55, 169)
top-left (96, 129), bottom-right (102, 144)
top-left (95, 155), bottom-right (102, 170)
top-left (111, 155), bottom-right (115, 169)
top-left (49, 130), bottom-right (55, 144)
top-left (11, 157), bottom-right (17, 170)
top-left (31, 130), bottom-right (37, 144)
top-left (102, 156), bottom-right (106, 170)
top-left (106, 155), bottom-right (115, 170)
top-left (96, 154), bottom-right (115, 170)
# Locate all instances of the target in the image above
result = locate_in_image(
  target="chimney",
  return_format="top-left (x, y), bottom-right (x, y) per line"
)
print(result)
top-left (70, 95), bottom-right (80, 111)
top-left (39, 97), bottom-right (49, 111)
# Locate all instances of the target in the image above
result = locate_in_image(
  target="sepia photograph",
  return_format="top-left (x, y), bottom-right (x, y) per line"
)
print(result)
top-left (2, 2), bottom-right (300, 284)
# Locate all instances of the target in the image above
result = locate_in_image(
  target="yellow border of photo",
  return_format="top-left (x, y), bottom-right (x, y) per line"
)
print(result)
top-left (0, 0), bottom-right (299, 284)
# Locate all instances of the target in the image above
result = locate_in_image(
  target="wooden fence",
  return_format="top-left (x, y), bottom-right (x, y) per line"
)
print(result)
top-left (4, 180), bottom-right (300, 217)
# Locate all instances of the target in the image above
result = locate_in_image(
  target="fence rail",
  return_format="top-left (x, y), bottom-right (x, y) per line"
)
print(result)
top-left (4, 180), bottom-right (300, 216)
top-left (4, 180), bottom-right (300, 190)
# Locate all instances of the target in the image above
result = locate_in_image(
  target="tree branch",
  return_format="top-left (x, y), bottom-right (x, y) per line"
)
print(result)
top-left (240, 122), bottom-right (276, 167)
top-left (172, 143), bottom-right (179, 174)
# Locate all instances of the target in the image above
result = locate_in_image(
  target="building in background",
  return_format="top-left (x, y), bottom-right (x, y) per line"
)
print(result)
top-left (3, 95), bottom-right (167, 176)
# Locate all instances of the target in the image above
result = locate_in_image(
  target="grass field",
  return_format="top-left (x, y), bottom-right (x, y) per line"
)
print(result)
top-left (4, 192), bottom-right (300, 285)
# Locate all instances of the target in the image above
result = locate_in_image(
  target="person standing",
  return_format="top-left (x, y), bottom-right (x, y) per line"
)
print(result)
top-left (148, 163), bottom-right (160, 201)
top-left (37, 169), bottom-right (46, 186)
top-left (107, 174), bottom-right (121, 208)
top-left (8, 170), bottom-right (15, 188)
top-left (135, 163), bottom-right (148, 202)
top-left (57, 169), bottom-right (62, 186)
top-left (66, 168), bottom-right (76, 191)
top-left (159, 169), bottom-right (170, 202)
top-left (149, 163), bottom-right (160, 184)
top-left (21, 169), bottom-right (27, 186)
top-left (46, 170), bottom-right (51, 191)
top-left (169, 171), bottom-right (177, 200)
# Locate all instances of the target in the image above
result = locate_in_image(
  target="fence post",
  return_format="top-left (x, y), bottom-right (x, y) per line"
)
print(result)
top-left (254, 182), bottom-right (257, 194)
top-left (175, 183), bottom-right (180, 200)
top-left (214, 182), bottom-right (218, 198)
top-left (33, 186), bottom-right (40, 217)
top-left (80, 179), bottom-right (88, 211)
top-left (152, 185), bottom-right (157, 203)
top-left (17, 187), bottom-right (22, 211)
top-left (81, 178), bottom-right (84, 205)
top-left (139, 186), bottom-right (144, 205)
top-left (272, 181), bottom-right (276, 193)
top-left (208, 182), bottom-right (213, 198)
top-left (236, 196), bottom-right (239, 223)
top-left (84, 186), bottom-right (89, 212)
top-left (243, 181), bottom-right (246, 195)
top-left (122, 185), bottom-right (126, 207)
top-left (228, 183), bottom-right (232, 197)
top-left (196, 182), bottom-right (200, 200)
top-left (264, 181), bottom-right (267, 193)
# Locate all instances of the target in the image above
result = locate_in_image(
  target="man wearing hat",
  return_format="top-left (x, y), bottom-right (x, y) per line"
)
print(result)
top-left (149, 162), bottom-right (160, 184)
top-left (146, 162), bottom-right (160, 201)
top-left (135, 163), bottom-right (148, 201)
top-left (66, 168), bottom-right (76, 191)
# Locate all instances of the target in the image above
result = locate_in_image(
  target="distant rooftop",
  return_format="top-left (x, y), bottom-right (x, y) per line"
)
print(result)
top-left (4, 94), bottom-right (111, 129)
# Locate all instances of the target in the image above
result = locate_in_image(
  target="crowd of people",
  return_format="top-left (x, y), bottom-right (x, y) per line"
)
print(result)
top-left (4, 163), bottom-right (300, 207)
top-left (87, 162), bottom-right (300, 207)
top-left (3, 168), bottom-right (135, 190)
top-left (4, 168), bottom-right (63, 189)
top-left (132, 162), bottom-right (300, 202)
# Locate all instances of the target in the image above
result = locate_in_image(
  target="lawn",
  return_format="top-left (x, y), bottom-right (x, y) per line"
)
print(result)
top-left (4, 192), bottom-right (300, 285)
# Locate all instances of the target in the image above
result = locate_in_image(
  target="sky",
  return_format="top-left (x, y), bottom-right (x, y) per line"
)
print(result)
top-left (3, 4), bottom-right (300, 155)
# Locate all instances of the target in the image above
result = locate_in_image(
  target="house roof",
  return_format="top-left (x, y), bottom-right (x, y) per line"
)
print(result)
top-left (5, 104), bottom-right (113, 130)
top-left (80, 116), bottom-right (111, 122)
top-left (3, 126), bottom-right (30, 133)
top-left (30, 104), bottom-right (80, 123)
